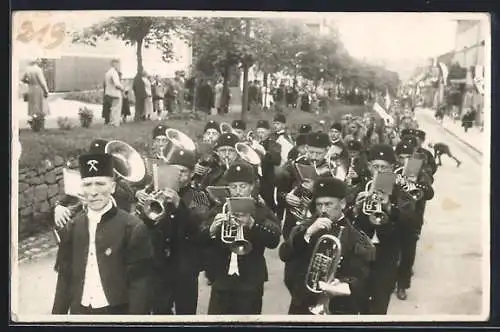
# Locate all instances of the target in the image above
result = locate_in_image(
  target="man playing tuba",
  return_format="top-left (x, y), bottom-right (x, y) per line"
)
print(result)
top-left (200, 162), bottom-right (281, 315)
top-left (279, 177), bottom-right (374, 315)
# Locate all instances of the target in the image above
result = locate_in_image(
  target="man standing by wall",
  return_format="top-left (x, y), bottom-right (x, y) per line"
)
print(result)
top-left (104, 59), bottom-right (124, 127)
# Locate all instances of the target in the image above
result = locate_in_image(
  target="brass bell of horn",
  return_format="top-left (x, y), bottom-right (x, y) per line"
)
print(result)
top-left (105, 140), bottom-right (147, 184)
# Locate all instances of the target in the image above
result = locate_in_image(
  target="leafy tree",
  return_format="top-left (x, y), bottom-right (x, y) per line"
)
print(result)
top-left (72, 16), bottom-right (181, 74)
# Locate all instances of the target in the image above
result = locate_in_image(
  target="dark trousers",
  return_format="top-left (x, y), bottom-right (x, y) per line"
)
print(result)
top-left (208, 287), bottom-right (263, 315)
top-left (362, 247), bottom-right (399, 315)
top-left (397, 228), bottom-right (419, 290)
top-left (71, 304), bottom-right (128, 315)
top-left (151, 275), bottom-right (199, 315)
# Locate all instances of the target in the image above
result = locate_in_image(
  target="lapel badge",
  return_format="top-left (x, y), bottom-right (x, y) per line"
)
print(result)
top-left (105, 248), bottom-right (112, 256)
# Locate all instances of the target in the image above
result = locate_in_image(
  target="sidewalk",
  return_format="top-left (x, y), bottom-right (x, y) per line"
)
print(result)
top-left (419, 108), bottom-right (485, 155)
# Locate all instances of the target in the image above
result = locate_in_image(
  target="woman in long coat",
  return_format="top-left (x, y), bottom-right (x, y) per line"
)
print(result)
top-left (22, 59), bottom-right (50, 117)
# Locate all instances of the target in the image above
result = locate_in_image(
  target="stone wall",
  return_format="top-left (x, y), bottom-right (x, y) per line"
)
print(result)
top-left (18, 155), bottom-right (79, 240)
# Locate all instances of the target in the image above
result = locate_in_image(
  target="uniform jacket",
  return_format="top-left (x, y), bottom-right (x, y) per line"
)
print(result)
top-left (141, 199), bottom-right (204, 279)
top-left (279, 215), bottom-right (373, 314)
top-left (200, 202), bottom-right (281, 291)
top-left (52, 206), bottom-right (154, 314)
top-left (259, 138), bottom-right (282, 211)
top-left (416, 147), bottom-right (438, 176)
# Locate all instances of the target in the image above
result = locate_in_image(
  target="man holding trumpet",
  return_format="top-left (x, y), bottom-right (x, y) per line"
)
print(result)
top-left (279, 177), bottom-right (374, 315)
top-left (201, 162), bottom-right (281, 315)
top-left (136, 145), bottom-right (210, 315)
top-left (393, 141), bottom-right (435, 301)
top-left (348, 144), bottom-right (417, 314)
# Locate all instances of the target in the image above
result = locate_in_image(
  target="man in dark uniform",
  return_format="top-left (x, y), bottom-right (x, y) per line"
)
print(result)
top-left (428, 142), bottom-right (462, 167)
top-left (52, 152), bottom-right (154, 314)
top-left (401, 129), bottom-right (437, 177)
top-left (393, 141), bottom-right (435, 301)
top-left (277, 132), bottom-right (331, 238)
top-left (137, 147), bottom-right (211, 315)
top-left (279, 177), bottom-right (374, 314)
top-left (200, 120), bottom-right (221, 145)
top-left (201, 133), bottom-right (240, 187)
top-left (231, 119), bottom-right (247, 141)
top-left (53, 139), bottom-right (137, 232)
top-left (255, 120), bottom-right (282, 213)
top-left (350, 144), bottom-right (417, 314)
top-left (200, 162), bottom-right (281, 314)
top-left (272, 114), bottom-right (295, 165)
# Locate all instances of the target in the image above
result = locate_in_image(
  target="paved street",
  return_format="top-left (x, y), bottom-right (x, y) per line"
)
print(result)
top-left (13, 109), bottom-right (487, 318)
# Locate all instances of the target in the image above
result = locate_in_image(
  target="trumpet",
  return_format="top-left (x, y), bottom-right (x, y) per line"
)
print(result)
top-left (220, 201), bottom-right (253, 255)
top-left (306, 225), bottom-right (345, 315)
top-left (361, 180), bottom-right (389, 226)
top-left (394, 167), bottom-right (423, 201)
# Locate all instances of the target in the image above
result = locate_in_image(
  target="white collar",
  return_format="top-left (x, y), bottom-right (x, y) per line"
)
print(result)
top-left (87, 200), bottom-right (113, 223)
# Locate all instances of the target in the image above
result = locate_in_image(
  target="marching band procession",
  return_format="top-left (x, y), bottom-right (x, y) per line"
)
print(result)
top-left (48, 98), bottom-right (457, 316)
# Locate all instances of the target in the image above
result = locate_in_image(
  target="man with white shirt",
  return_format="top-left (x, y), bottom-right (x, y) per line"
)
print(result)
top-left (280, 177), bottom-right (373, 315)
top-left (52, 152), bottom-right (154, 315)
top-left (201, 162), bottom-right (281, 314)
top-left (104, 59), bottom-right (124, 126)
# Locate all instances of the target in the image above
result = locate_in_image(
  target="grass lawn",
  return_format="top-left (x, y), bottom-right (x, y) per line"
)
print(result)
top-left (19, 102), bottom-right (374, 169)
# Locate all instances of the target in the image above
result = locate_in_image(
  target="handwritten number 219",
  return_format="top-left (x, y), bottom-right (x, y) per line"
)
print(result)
top-left (16, 21), bottom-right (66, 50)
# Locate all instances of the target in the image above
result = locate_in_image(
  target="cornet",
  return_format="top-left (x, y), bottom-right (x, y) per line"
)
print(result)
top-left (220, 201), bottom-right (253, 255)
top-left (361, 180), bottom-right (389, 226)
top-left (394, 167), bottom-right (423, 201)
top-left (306, 225), bottom-right (345, 315)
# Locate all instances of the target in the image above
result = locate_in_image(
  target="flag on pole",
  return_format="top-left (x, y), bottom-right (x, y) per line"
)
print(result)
top-left (438, 62), bottom-right (449, 86)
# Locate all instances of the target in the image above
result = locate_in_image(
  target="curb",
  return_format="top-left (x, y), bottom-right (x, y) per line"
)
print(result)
top-left (441, 126), bottom-right (483, 156)
top-left (18, 246), bottom-right (58, 265)
top-left (419, 108), bottom-right (483, 156)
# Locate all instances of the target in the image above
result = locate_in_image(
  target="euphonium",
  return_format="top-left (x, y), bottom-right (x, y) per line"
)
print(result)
top-left (220, 202), bottom-right (253, 255)
top-left (361, 180), bottom-right (389, 226)
top-left (306, 224), bottom-right (345, 315)
top-left (394, 167), bottom-right (423, 201)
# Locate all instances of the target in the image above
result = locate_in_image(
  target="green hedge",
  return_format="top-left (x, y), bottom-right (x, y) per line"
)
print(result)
top-left (19, 103), bottom-right (371, 169)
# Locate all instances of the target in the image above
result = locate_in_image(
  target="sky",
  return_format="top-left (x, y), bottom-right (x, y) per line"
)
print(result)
top-left (333, 14), bottom-right (458, 61)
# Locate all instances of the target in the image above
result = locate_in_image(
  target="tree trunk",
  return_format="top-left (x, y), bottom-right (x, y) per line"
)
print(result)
top-left (136, 38), bottom-right (144, 75)
top-left (241, 18), bottom-right (251, 122)
top-left (222, 63), bottom-right (231, 113)
top-left (263, 72), bottom-right (268, 107)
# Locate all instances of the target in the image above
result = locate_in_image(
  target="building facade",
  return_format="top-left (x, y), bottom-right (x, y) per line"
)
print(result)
top-left (18, 35), bottom-right (192, 93)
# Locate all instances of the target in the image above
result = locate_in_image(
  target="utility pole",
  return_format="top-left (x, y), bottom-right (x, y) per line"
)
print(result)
top-left (241, 18), bottom-right (251, 122)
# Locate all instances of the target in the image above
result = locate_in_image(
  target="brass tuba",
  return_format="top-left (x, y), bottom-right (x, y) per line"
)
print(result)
top-left (306, 225), bottom-right (345, 315)
top-left (220, 201), bottom-right (253, 255)
top-left (235, 142), bottom-right (261, 166)
top-left (394, 167), bottom-right (423, 201)
top-left (161, 128), bottom-right (197, 163)
top-left (105, 140), bottom-right (147, 184)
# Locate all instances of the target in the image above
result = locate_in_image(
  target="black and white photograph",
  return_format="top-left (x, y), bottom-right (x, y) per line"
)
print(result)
top-left (10, 11), bottom-right (490, 323)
